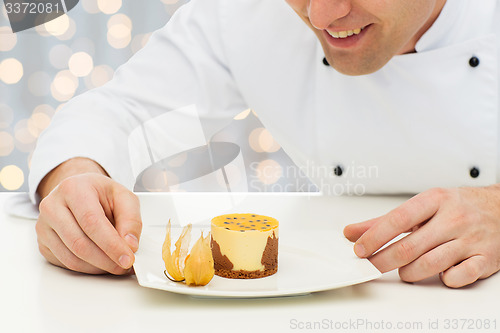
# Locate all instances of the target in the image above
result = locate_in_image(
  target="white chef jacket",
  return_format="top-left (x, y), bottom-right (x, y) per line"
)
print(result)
top-left (29, 0), bottom-right (500, 203)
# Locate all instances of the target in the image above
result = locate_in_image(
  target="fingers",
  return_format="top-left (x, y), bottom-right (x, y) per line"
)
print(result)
top-left (111, 188), bottom-right (142, 253)
top-left (368, 218), bottom-right (451, 273)
top-left (440, 255), bottom-right (489, 288)
top-left (48, 206), bottom-right (130, 274)
top-left (397, 239), bottom-right (465, 282)
top-left (354, 190), bottom-right (441, 258)
top-left (343, 219), bottom-right (377, 242)
top-left (37, 225), bottom-right (108, 274)
top-left (63, 185), bottom-right (136, 270)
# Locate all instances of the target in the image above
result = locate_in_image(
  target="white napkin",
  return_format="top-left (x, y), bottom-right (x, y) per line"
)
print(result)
top-left (4, 193), bottom-right (39, 220)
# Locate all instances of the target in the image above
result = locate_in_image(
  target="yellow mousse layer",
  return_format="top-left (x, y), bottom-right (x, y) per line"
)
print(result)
top-left (211, 214), bottom-right (279, 272)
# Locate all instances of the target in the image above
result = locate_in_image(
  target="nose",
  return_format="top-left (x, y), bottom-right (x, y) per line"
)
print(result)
top-left (308, 0), bottom-right (352, 30)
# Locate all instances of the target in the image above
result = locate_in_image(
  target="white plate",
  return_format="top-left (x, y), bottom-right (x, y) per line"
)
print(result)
top-left (134, 225), bottom-right (381, 298)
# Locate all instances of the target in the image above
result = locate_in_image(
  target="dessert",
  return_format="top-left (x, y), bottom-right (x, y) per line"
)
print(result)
top-left (211, 213), bottom-right (279, 279)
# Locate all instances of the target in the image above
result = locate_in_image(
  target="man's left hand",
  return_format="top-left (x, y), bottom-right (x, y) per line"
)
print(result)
top-left (344, 186), bottom-right (500, 288)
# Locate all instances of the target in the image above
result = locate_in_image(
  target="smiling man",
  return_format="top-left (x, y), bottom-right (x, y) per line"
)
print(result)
top-left (30, 0), bottom-right (500, 287)
top-left (287, 0), bottom-right (447, 74)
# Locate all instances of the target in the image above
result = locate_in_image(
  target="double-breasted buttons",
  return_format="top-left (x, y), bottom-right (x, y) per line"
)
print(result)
top-left (333, 165), bottom-right (343, 176)
top-left (469, 167), bottom-right (480, 178)
top-left (469, 56), bottom-right (480, 68)
top-left (322, 57), bottom-right (330, 66)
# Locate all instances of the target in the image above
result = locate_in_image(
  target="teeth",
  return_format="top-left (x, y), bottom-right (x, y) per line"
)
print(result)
top-left (327, 27), bottom-right (364, 39)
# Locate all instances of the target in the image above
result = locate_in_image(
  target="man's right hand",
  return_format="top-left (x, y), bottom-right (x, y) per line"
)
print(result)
top-left (36, 161), bottom-right (142, 275)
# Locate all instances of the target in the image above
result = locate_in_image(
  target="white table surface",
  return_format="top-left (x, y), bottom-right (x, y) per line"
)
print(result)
top-left (1, 192), bottom-right (499, 333)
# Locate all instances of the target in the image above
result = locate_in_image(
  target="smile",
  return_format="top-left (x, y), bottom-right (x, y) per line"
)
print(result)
top-left (326, 27), bottom-right (364, 39)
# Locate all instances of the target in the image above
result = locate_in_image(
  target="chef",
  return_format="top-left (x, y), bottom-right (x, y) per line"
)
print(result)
top-left (30, 0), bottom-right (500, 287)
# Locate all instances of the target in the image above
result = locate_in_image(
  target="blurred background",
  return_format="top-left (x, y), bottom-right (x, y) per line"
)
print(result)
top-left (0, 0), bottom-right (314, 193)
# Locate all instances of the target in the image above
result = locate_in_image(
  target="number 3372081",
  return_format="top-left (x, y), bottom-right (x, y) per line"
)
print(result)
top-left (5, 2), bottom-right (61, 14)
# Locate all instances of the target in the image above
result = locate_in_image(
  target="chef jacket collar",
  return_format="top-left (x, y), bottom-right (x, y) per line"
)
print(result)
top-left (415, 0), bottom-right (497, 53)
top-left (415, 0), bottom-right (464, 53)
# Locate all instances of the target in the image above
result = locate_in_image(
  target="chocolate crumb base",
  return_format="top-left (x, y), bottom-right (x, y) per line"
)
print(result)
top-left (214, 267), bottom-right (278, 279)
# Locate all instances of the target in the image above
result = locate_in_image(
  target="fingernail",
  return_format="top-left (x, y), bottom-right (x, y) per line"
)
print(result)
top-left (124, 234), bottom-right (139, 249)
top-left (354, 243), bottom-right (366, 257)
top-left (119, 255), bottom-right (132, 269)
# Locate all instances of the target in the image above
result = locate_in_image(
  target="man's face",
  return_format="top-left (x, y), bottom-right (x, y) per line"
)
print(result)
top-left (286, 0), bottom-right (447, 75)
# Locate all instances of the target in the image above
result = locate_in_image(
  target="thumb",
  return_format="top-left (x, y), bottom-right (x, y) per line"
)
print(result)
top-left (343, 219), bottom-right (378, 242)
top-left (111, 187), bottom-right (142, 253)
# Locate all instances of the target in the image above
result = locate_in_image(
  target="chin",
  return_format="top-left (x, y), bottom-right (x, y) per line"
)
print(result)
top-left (325, 55), bottom-right (390, 76)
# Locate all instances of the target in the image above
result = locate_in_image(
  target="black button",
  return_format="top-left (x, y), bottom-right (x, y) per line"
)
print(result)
top-left (470, 167), bottom-right (480, 178)
top-left (333, 165), bottom-right (343, 176)
top-left (469, 56), bottom-right (480, 68)
top-left (322, 57), bottom-right (330, 66)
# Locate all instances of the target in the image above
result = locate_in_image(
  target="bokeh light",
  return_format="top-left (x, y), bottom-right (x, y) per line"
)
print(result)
top-left (0, 132), bottom-right (15, 156)
top-left (50, 70), bottom-right (79, 101)
top-left (108, 13), bottom-right (132, 30)
top-left (0, 26), bottom-right (17, 51)
top-left (68, 52), bottom-right (94, 77)
top-left (81, 0), bottom-right (100, 14)
top-left (233, 109), bottom-right (252, 120)
top-left (33, 104), bottom-right (56, 118)
top-left (49, 44), bottom-right (73, 69)
top-left (258, 128), bottom-right (280, 153)
top-left (161, 0), bottom-right (181, 4)
top-left (44, 14), bottom-right (70, 36)
top-left (107, 23), bottom-right (132, 49)
top-left (0, 58), bottom-right (23, 84)
top-left (98, 0), bottom-right (122, 14)
top-left (84, 64), bottom-right (114, 89)
top-left (28, 71), bottom-right (52, 96)
top-left (0, 104), bottom-right (14, 129)
top-left (28, 112), bottom-right (51, 138)
top-left (14, 119), bottom-right (37, 152)
top-left (56, 17), bottom-right (77, 41)
top-left (256, 159), bottom-right (282, 185)
top-left (0, 165), bottom-right (24, 191)
top-left (131, 33), bottom-right (152, 54)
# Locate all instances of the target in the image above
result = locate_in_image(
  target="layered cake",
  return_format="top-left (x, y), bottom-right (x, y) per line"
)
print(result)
top-left (211, 213), bottom-right (279, 279)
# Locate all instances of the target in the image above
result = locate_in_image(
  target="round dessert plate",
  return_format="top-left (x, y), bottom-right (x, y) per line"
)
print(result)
top-left (134, 225), bottom-right (381, 298)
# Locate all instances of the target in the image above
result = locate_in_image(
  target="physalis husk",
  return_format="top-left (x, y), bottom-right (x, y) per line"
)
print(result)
top-left (162, 220), bottom-right (214, 286)
top-left (184, 231), bottom-right (214, 286)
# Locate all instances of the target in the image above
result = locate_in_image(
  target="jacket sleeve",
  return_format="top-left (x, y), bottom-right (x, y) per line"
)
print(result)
top-left (28, 0), bottom-right (247, 204)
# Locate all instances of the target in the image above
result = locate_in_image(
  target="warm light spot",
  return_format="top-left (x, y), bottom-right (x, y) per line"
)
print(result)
top-left (258, 128), bottom-right (281, 153)
top-left (107, 23), bottom-right (131, 49)
top-left (0, 132), bottom-right (14, 156)
top-left (49, 44), bottom-right (73, 69)
top-left (97, 0), bottom-right (122, 14)
top-left (0, 26), bottom-right (17, 51)
top-left (28, 112), bottom-right (51, 138)
top-left (131, 33), bottom-right (151, 54)
top-left (55, 17), bottom-right (77, 41)
top-left (28, 71), bottom-right (52, 96)
top-left (81, 0), bottom-right (100, 14)
top-left (256, 159), bottom-right (282, 185)
top-left (87, 64), bottom-right (114, 88)
top-left (0, 165), bottom-right (24, 191)
top-left (249, 127), bottom-right (265, 153)
top-left (161, 0), bottom-right (180, 4)
top-left (0, 58), bottom-right (23, 84)
top-left (107, 13), bottom-right (132, 30)
top-left (44, 14), bottom-right (69, 36)
top-left (68, 52), bottom-right (94, 77)
top-left (33, 104), bottom-right (56, 117)
top-left (233, 109), bottom-right (252, 120)
top-left (55, 103), bottom-right (66, 113)
top-left (0, 104), bottom-right (14, 129)
top-left (51, 70), bottom-right (79, 101)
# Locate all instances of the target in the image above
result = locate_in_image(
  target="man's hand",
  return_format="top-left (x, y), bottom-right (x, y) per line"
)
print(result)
top-left (36, 159), bottom-right (142, 275)
top-left (344, 186), bottom-right (500, 288)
